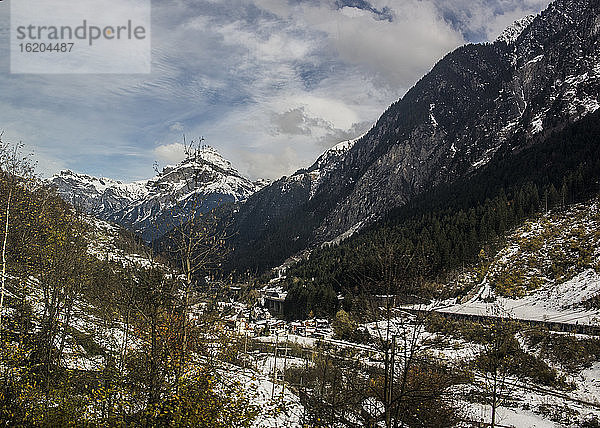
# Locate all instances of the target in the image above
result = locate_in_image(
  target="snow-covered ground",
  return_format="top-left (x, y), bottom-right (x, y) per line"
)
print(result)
top-left (85, 216), bottom-right (159, 268)
top-left (430, 200), bottom-right (600, 327)
top-left (434, 277), bottom-right (600, 326)
top-left (577, 362), bottom-right (600, 406)
top-left (219, 365), bottom-right (304, 428)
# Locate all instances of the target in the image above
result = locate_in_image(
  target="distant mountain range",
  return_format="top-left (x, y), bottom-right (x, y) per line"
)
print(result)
top-left (51, 146), bottom-right (266, 241)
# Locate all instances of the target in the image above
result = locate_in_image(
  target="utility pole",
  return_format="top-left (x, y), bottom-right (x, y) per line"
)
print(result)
top-left (389, 334), bottom-right (396, 418)
top-left (271, 332), bottom-right (279, 400)
top-left (281, 334), bottom-right (288, 400)
top-left (243, 331), bottom-right (248, 369)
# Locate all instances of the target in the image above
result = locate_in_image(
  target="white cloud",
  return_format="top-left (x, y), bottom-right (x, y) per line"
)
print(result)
top-left (169, 122), bottom-right (185, 132)
top-left (235, 146), bottom-right (302, 180)
top-left (272, 108), bottom-right (314, 136)
top-left (301, 0), bottom-right (464, 87)
top-left (153, 143), bottom-right (187, 165)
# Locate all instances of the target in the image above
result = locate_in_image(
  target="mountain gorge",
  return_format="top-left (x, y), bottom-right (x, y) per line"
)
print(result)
top-left (5, 1), bottom-right (600, 425)
top-left (50, 0), bottom-right (600, 277)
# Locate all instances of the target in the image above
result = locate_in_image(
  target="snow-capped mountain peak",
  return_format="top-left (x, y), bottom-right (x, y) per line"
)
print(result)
top-left (161, 145), bottom-right (233, 175)
top-left (55, 169), bottom-right (147, 195)
top-left (496, 14), bottom-right (535, 44)
top-left (51, 146), bottom-right (262, 241)
top-left (194, 145), bottom-right (233, 171)
top-left (52, 170), bottom-right (149, 215)
top-left (311, 133), bottom-right (364, 173)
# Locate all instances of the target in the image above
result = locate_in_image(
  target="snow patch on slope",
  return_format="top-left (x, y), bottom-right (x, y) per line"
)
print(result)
top-left (530, 111), bottom-right (546, 134)
top-left (322, 218), bottom-right (369, 247)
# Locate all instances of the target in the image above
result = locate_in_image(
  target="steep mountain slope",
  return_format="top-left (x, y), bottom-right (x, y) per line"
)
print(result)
top-left (425, 198), bottom-right (600, 329)
top-left (52, 146), bottom-right (263, 241)
top-left (287, 107), bottom-right (600, 298)
top-left (318, 0), bottom-right (600, 240)
top-left (227, 0), bottom-right (600, 273)
top-left (483, 199), bottom-right (600, 300)
top-left (226, 136), bottom-right (361, 271)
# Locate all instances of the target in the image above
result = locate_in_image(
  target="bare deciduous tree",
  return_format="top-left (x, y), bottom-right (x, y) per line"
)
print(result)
top-left (0, 135), bottom-right (35, 337)
top-left (154, 136), bottom-right (231, 391)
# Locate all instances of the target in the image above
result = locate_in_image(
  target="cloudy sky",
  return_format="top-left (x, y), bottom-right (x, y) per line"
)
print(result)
top-left (0, 0), bottom-right (551, 182)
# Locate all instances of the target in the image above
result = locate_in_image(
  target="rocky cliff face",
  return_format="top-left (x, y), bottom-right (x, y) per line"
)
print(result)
top-left (318, 0), bottom-right (600, 240)
top-left (228, 0), bottom-right (600, 271)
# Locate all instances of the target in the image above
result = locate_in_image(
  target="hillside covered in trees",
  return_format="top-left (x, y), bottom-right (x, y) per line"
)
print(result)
top-left (0, 141), bottom-right (261, 426)
top-left (282, 110), bottom-right (600, 317)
